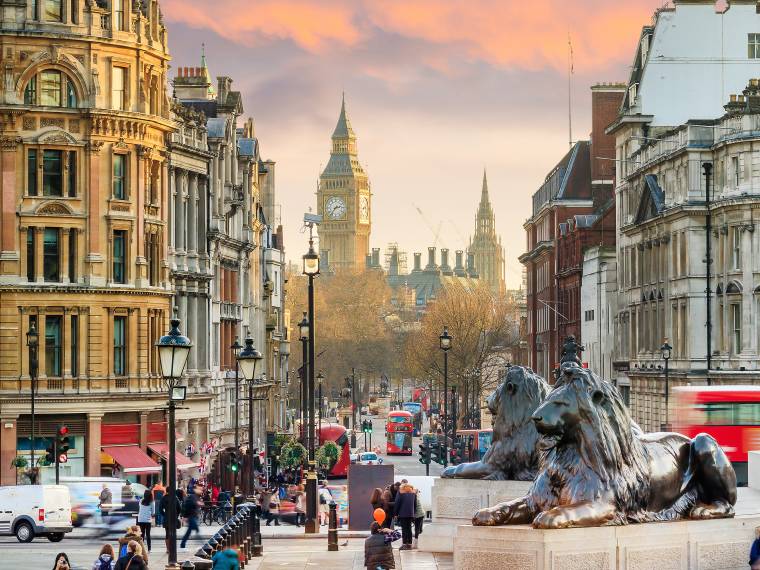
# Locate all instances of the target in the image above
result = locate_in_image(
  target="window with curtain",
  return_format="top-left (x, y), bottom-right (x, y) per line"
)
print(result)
top-left (27, 149), bottom-right (38, 195)
top-left (114, 315), bottom-right (126, 376)
top-left (68, 229), bottom-right (76, 282)
top-left (70, 314), bottom-right (78, 377)
top-left (113, 230), bottom-right (127, 283)
top-left (26, 229), bottom-right (36, 282)
top-left (67, 151), bottom-right (76, 197)
top-left (113, 0), bottom-right (124, 30)
top-left (43, 228), bottom-right (60, 282)
top-left (42, 149), bottom-right (63, 196)
top-left (45, 315), bottom-right (62, 377)
top-left (44, 0), bottom-right (61, 22)
top-left (113, 153), bottom-right (126, 199)
top-left (112, 66), bottom-right (126, 110)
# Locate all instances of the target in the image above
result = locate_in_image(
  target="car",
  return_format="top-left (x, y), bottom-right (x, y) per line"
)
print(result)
top-left (0, 485), bottom-right (73, 543)
top-left (357, 452), bottom-right (383, 465)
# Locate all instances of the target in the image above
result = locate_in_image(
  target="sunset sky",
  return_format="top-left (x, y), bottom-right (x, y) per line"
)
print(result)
top-left (163, 0), bottom-right (664, 288)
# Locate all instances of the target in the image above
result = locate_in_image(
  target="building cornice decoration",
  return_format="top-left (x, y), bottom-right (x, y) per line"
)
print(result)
top-left (0, 135), bottom-right (21, 150)
top-left (37, 129), bottom-right (79, 145)
top-left (35, 201), bottom-right (74, 216)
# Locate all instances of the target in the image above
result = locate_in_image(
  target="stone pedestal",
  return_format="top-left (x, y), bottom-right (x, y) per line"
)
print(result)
top-left (418, 477), bottom-right (532, 553)
top-left (453, 515), bottom-right (760, 570)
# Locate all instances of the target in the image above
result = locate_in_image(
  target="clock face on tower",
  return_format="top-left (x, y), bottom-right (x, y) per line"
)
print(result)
top-left (359, 195), bottom-right (369, 223)
top-left (325, 196), bottom-right (347, 220)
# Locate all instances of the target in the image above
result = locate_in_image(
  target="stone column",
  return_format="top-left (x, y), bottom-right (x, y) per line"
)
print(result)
top-left (0, 415), bottom-right (18, 486)
top-left (37, 308), bottom-right (47, 378)
top-left (178, 288), bottom-right (188, 343)
top-left (0, 137), bottom-right (18, 254)
top-left (78, 308), bottom-right (87, 380)
top-left (174, 170), bottom-right (185, 253)
top-left (61, 228), bottom-right (70, 283)
top-left (86, 142), bottom-right (104, 282)
top-left (63, 309), bottom-right (72, 378)
top-left (188, 173), bottom-right (198, 254)
top-left (187, 293), bottom-right (197, 372)
top-left (34, 226), bottom-right (44, 283)
top-left (139, 411), bottom-right (149, 451)
top-left (168, 165), bottom-right (175, 252)
top-left (86, 413), bottom-right (102, 477)
top-left (198, 176), bottom-right (208, 257)
top-left (76, 229), bottom-right (85, 285)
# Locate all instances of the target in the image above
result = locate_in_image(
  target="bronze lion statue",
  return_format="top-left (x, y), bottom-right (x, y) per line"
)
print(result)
top-left (442, 366), bottom-right (550, 480)
top-left (473, 364), bottom-right (736, 528)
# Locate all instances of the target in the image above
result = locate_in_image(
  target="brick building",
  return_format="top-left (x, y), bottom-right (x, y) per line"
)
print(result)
top-left (520, 84), bottom-right (624, 380)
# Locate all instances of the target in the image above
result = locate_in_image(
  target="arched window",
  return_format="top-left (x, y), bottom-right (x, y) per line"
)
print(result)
top-left (24, 69), bottom-right (77, 108)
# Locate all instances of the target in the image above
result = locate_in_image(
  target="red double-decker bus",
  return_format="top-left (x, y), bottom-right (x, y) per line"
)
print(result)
top-left (673, 385), bottom-right (760, 486)
top-left (386, 411), bottom-right (413, 455)
top-left (317, 423), bottom-right (351, 478)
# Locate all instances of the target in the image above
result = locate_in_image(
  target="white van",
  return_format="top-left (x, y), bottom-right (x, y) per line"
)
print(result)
top-left (0, 485), bottom-right (73, 542)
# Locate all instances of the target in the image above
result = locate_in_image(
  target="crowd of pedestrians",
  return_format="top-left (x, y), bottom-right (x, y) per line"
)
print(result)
top-left (366, 477), bottom-right (425, 563)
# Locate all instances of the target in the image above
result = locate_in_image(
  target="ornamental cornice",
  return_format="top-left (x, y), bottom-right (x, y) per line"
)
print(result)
top-left (0, 284), bottom-right (173, 297)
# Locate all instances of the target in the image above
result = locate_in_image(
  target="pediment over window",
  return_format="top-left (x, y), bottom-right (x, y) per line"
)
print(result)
top-left (35, 201), bottom-right (73, 215)
top-left (726, 280), bottom-right (742, 295)
top-left (36, 129), bottom-right (78, 145)
top-left (634, 174), bottom-right (665, 224)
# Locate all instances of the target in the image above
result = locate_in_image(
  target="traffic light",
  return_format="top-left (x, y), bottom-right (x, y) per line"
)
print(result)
top-left (362, 419), bottom-right (373, 434)
top-left (418, 443), bottom-right (430, 465)
top-left (57, 426), bottom-right (70, 464)
top-left (44, 440), bottom-right (55, 465)
top-left (229, 451), bottom-right (240, 473)
top-left (430, 442), bottom-right (440, 465)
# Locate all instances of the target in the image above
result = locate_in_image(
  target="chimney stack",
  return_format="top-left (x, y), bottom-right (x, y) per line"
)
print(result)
top-left (389, 248), bottom-right (399, 277)
top-left (467, 252), bottom-right (479, 278)
top-left (454, 250), bottom-right (466, 277)
top-left (413, 253), bottom-right (422, 272)
top-left (425, 247), bottom-right (439, 272)
top-left (372, 248), bottom-right (381, 268)
top-left (440, 248), bottom-right (453, 276)
top-left (366, 254), bottom-right (372, 269)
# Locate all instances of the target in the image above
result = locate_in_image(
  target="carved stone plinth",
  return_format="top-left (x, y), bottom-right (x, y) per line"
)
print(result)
top-left (452, 515), bottom-right (760, 570)
top-left (417, 477), bottom-right (531, 553)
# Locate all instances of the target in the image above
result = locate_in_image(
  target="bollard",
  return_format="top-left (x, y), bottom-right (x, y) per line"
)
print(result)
top-left (181, 561), bottom-right (195, 570)
top-left (327, 501), bottom-right (339, 552)
top-left (252, 504), bottom-right (263, 557)
top-left (242, 508), bottom-right (253, 559)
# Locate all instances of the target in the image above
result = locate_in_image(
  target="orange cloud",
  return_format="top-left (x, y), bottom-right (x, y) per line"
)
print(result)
top-left (162, 0), bottom-right (661, 72)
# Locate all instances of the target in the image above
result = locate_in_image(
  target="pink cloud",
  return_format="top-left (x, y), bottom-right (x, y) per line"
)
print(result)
top-left (162, 0), bottom-right (662, 72)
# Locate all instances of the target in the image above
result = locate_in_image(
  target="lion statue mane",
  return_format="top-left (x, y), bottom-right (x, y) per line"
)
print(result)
top-left (473, 364), bottom-right (737, 528)
top-left (442, 365), bottom-right (550, 480)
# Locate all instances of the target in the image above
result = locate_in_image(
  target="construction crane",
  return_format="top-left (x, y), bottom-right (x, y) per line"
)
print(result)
top-left (413, 203), bottom-right (447, 250)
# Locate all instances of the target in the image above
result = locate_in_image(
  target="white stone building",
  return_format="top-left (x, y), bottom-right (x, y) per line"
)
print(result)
top-left (580, 246), bottom-right (618, 394)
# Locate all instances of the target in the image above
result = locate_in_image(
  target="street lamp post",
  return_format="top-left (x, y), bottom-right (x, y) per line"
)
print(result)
top-left (303, 238), bottom-right (320, 534)
top-left (317, 372), bottom-right (324, 429)
top-left (661, 339), bottom-right (673, 431)
top-left (298, 313), bottom-right (309, 445)
top-left (26, 322), bottom-right (39, 484)
top-left (231, 337), bottom-right (243, 489)
top-left (156, 312), bottom-right (192, 569)
top-left (439, 326), bottom-right (452, 468)
top-left (237, 336), bottom-right (263, 495)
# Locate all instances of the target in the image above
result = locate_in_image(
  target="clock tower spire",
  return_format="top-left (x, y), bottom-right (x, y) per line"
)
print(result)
top-left (317, 95), bottom-right (371, 271)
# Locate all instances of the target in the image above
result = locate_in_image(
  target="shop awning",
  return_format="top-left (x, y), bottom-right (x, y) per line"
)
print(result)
top-left (149, 444), bottom-right (198, 470)
top-left (102, 445), bottom-right (162, 475)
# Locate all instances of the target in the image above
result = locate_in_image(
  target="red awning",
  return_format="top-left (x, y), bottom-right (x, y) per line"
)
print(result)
top-left (102, 445), bottom-right (162, 475)
top-left (149, 444), bottom-right (198, 470)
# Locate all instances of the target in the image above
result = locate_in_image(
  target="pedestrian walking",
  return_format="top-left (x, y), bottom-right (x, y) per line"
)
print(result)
top-left (294, 485), bottom-right (306, 527)
top-left (52, 553), bottom-right (71, 570)
top-left (381, 486), bottom-right (395, 529)
top-left (114, 541), bottom-right (147, 570)
top-left (364, 521), bottom-right (400, 569)
top-left (370, 488), bottom-right (383, 513)
top-left (136, 490), bottom-right (153, 552)
top-left (318, 481), bottom-right (332, 526)
top-left (212, 548), bottom-right (241, 570)
top-left (750, 527), bottom-right (760, 569)
top-left (393, 484), bottom-right (416, 550)
top-left (152, 482), bottom-right (166, 528)
top-left (99, 484), bottom-right (113, 516)
top-left (413, 488), bottom-right (425, 548)
top-left (180, 485), bottom-right (202, 549)
top-left (117, 525), bottom-right (148, 566)
top-left (267, 490), bottom-right (281, 526)
top-left (91, 544), bottom-right (116, 570)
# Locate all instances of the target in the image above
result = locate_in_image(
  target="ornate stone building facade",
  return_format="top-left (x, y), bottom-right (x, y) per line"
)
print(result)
top-left (468, 171), bottom-right (505, 295)
top-left (0, 0), bottom-right (213, 484)
top-left (317, 96), bottom-right (371, 271)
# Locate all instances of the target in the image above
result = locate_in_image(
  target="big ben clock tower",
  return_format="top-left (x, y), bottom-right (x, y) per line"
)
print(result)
top-left (317, 95), bottom-right (371, 271)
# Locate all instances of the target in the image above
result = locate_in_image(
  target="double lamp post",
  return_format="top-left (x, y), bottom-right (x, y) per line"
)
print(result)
top-left (439, 326), bottom-right (452, 467)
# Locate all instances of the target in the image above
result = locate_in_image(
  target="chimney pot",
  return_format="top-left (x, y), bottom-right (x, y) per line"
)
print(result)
top-left (730, 94), bottom-right (737, 102)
